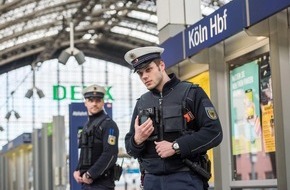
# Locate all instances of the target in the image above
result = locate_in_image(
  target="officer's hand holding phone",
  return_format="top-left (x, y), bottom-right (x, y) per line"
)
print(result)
top-left (133, 116), bottom-right (154, 145)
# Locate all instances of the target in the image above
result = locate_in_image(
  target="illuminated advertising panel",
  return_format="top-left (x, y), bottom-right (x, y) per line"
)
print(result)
top-left (230, 61), bottom-right (262, 155)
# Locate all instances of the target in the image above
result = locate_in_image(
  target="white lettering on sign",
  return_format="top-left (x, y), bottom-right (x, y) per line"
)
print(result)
top-left (210, 9), bottom-right (228, 37)
top-left (187, 9), bottom-right (228, 49)
top-left (72, 111), bottom-right (87, 116)
top-left (188, 25), bottom-right (208, 48)
top-left (231, 70), bottom-right (254, 90)
top-left (231, 71), bottom-right (245, 82)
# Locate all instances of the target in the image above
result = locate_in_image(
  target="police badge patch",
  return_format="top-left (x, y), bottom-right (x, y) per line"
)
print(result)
top-left (205, 107), bottom-right (218, 120)
top-left (108, 135), bottom-right (116, 145)
top-left (108, 128), bottom-right (116, 145)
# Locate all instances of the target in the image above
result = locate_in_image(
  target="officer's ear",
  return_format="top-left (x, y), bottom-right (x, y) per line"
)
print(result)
top-left (159, 60), bottom-right (166, 71)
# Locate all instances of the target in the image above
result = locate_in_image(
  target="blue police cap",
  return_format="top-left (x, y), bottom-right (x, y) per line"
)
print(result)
top-left (124, 46), bottom-right (164, 72)
top-left (82, 84), bottom-right (105, 99)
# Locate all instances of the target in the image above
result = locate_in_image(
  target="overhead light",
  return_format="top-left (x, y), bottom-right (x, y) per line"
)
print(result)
top-left (5, 111), bottom-right (11, 120)
top-left (5, 110), bottom-right (20, 120)
top-left (58, 47), bottom-right (86, 65)
top-left (58, 21), bottom-right (86, 65)
top-left (74, 50), bottom-right (86, 65)
top-left (58, 50), bottom-right (70, 65)
top-left (14, 111), bottom-right (21, 119)
top-left (25, 65), bottom-right (45, 99)
top-left (6, 91), bottom-right (20, 120)
top-left (25, 89), bottom-right (34, 98)
top-left (25, 88), bottom-right (45, 99)
top-left (36, 88), bottom-right (45, 98)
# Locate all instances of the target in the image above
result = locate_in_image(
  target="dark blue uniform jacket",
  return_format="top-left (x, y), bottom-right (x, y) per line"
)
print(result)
top-left (125, 73), bottom-right (223, 174)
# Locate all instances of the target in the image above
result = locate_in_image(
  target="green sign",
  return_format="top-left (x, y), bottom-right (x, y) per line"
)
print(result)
top-left (53, 85), bottom-right (114, 101)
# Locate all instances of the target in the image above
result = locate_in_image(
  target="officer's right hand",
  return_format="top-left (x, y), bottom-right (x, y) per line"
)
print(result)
top-left (73, 170), bottom-right (83, 184)
top-left (134, 116), bottom-right (154, 145)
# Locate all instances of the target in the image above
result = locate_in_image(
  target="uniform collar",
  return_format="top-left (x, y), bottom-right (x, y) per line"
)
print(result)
top-left (151, 73), bottom-right (180, 96)
top-left (88, 110), bottom-right (105, 123)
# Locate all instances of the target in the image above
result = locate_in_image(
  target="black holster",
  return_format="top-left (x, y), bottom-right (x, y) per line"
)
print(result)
top-left (183, 157), bottom-right (211, 181)
top-left (113, 164), bottom-right (123, 181)
top-left (183, 158), bottom-right (210, 190)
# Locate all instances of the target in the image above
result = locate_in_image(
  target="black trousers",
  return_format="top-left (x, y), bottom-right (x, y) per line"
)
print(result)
top-left (143, 171), bottom-right (205, 190)
top-left (81, 183), bottom-right (114, 190)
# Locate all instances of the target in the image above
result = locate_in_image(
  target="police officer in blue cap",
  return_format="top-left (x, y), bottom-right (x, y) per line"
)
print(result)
top-left (74, 84), bottom-right (119, 190)
top-left (124, 46), bottom-right (223, 190)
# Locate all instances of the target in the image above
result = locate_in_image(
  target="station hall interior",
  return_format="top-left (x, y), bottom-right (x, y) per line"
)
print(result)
top-left (1, 0), bottom-right (290, 190)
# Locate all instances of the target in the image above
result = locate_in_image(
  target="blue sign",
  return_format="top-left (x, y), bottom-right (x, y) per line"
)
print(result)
top-left (69, 102), bottom-right (113, 190)
top-left (69, 103), bottom-right (87, 190)
top-left (184, 0), bottom-right (246, 57)
top-left (161, 32), bottom-right (184, 68)
top-left (248, 0), bottom-right (290, 26)
top-left (158, 0), bottom-right (290, 68)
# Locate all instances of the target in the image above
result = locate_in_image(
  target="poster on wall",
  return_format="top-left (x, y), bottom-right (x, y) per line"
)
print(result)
top-left (230, 61), bottom-right (262, 155)
top-left (260, 56), bottom-right (275, 152)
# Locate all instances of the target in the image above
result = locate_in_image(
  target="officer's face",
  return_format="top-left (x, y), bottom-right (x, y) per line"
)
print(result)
top-left (136, 61), bottom-right (165, 91)
top-left (84, 97), bottom-right (104, 115)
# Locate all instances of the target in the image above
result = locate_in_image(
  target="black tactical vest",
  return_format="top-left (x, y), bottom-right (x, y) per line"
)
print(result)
top-left (137, 82), bottom-right (195, 158)
top-left (78, 113), bottom-right (109, 174)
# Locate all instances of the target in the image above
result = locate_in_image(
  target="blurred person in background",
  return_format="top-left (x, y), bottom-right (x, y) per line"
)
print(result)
top-left (74, 84), bottom-right (119, 190)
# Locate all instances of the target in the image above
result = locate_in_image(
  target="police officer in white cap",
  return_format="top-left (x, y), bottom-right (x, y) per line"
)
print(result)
top-left (124, 46), bottom-right (223, 190)
top-left (74, 84), bottom-right (119, 190)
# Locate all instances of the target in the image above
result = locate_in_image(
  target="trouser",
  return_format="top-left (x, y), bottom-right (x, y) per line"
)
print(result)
top-left (143, 171), bottom-right (205, 190)
top-left (81, 183), bottom-right (114, 190)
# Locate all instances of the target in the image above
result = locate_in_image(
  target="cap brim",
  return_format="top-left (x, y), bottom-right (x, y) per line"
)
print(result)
top-left (84, 92), bottom-right (104, 99)
top-left (133, 61), bottom-right (151, 72)
top-left (85, 95), bottom-right (104, 99)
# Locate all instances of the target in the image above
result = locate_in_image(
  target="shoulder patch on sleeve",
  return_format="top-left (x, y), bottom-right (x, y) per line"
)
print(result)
top-left (108, 135), bottom-right (116, 145)
top-left (205, 107), bottom-right (218, 120)
top-left (107, 128), bottom-right (116, 145)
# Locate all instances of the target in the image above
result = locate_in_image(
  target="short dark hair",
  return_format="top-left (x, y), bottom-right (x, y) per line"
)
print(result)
top-left (153, 58), bottom-right (162, 66)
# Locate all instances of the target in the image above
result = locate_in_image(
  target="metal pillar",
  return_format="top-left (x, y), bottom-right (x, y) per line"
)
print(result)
top-left (269, 10), bottom-right (290, 190)
top-left (32, 129), bottom-right (42, 190)
top-left (52, 116), bottom-right (67, 190)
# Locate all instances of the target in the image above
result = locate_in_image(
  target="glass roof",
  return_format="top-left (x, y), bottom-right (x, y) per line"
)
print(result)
top-left (0, 0), bottom-right (231, 73)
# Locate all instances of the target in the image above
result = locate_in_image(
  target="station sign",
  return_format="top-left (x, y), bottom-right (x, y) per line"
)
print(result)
top-left (184, 0), bottom-right (246, 57)
top-left (161, 0), bottom-right (290, 68)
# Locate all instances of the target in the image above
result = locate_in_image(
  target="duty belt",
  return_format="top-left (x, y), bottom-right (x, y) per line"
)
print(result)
top-left (145, 166), bottom-right (191, 175)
